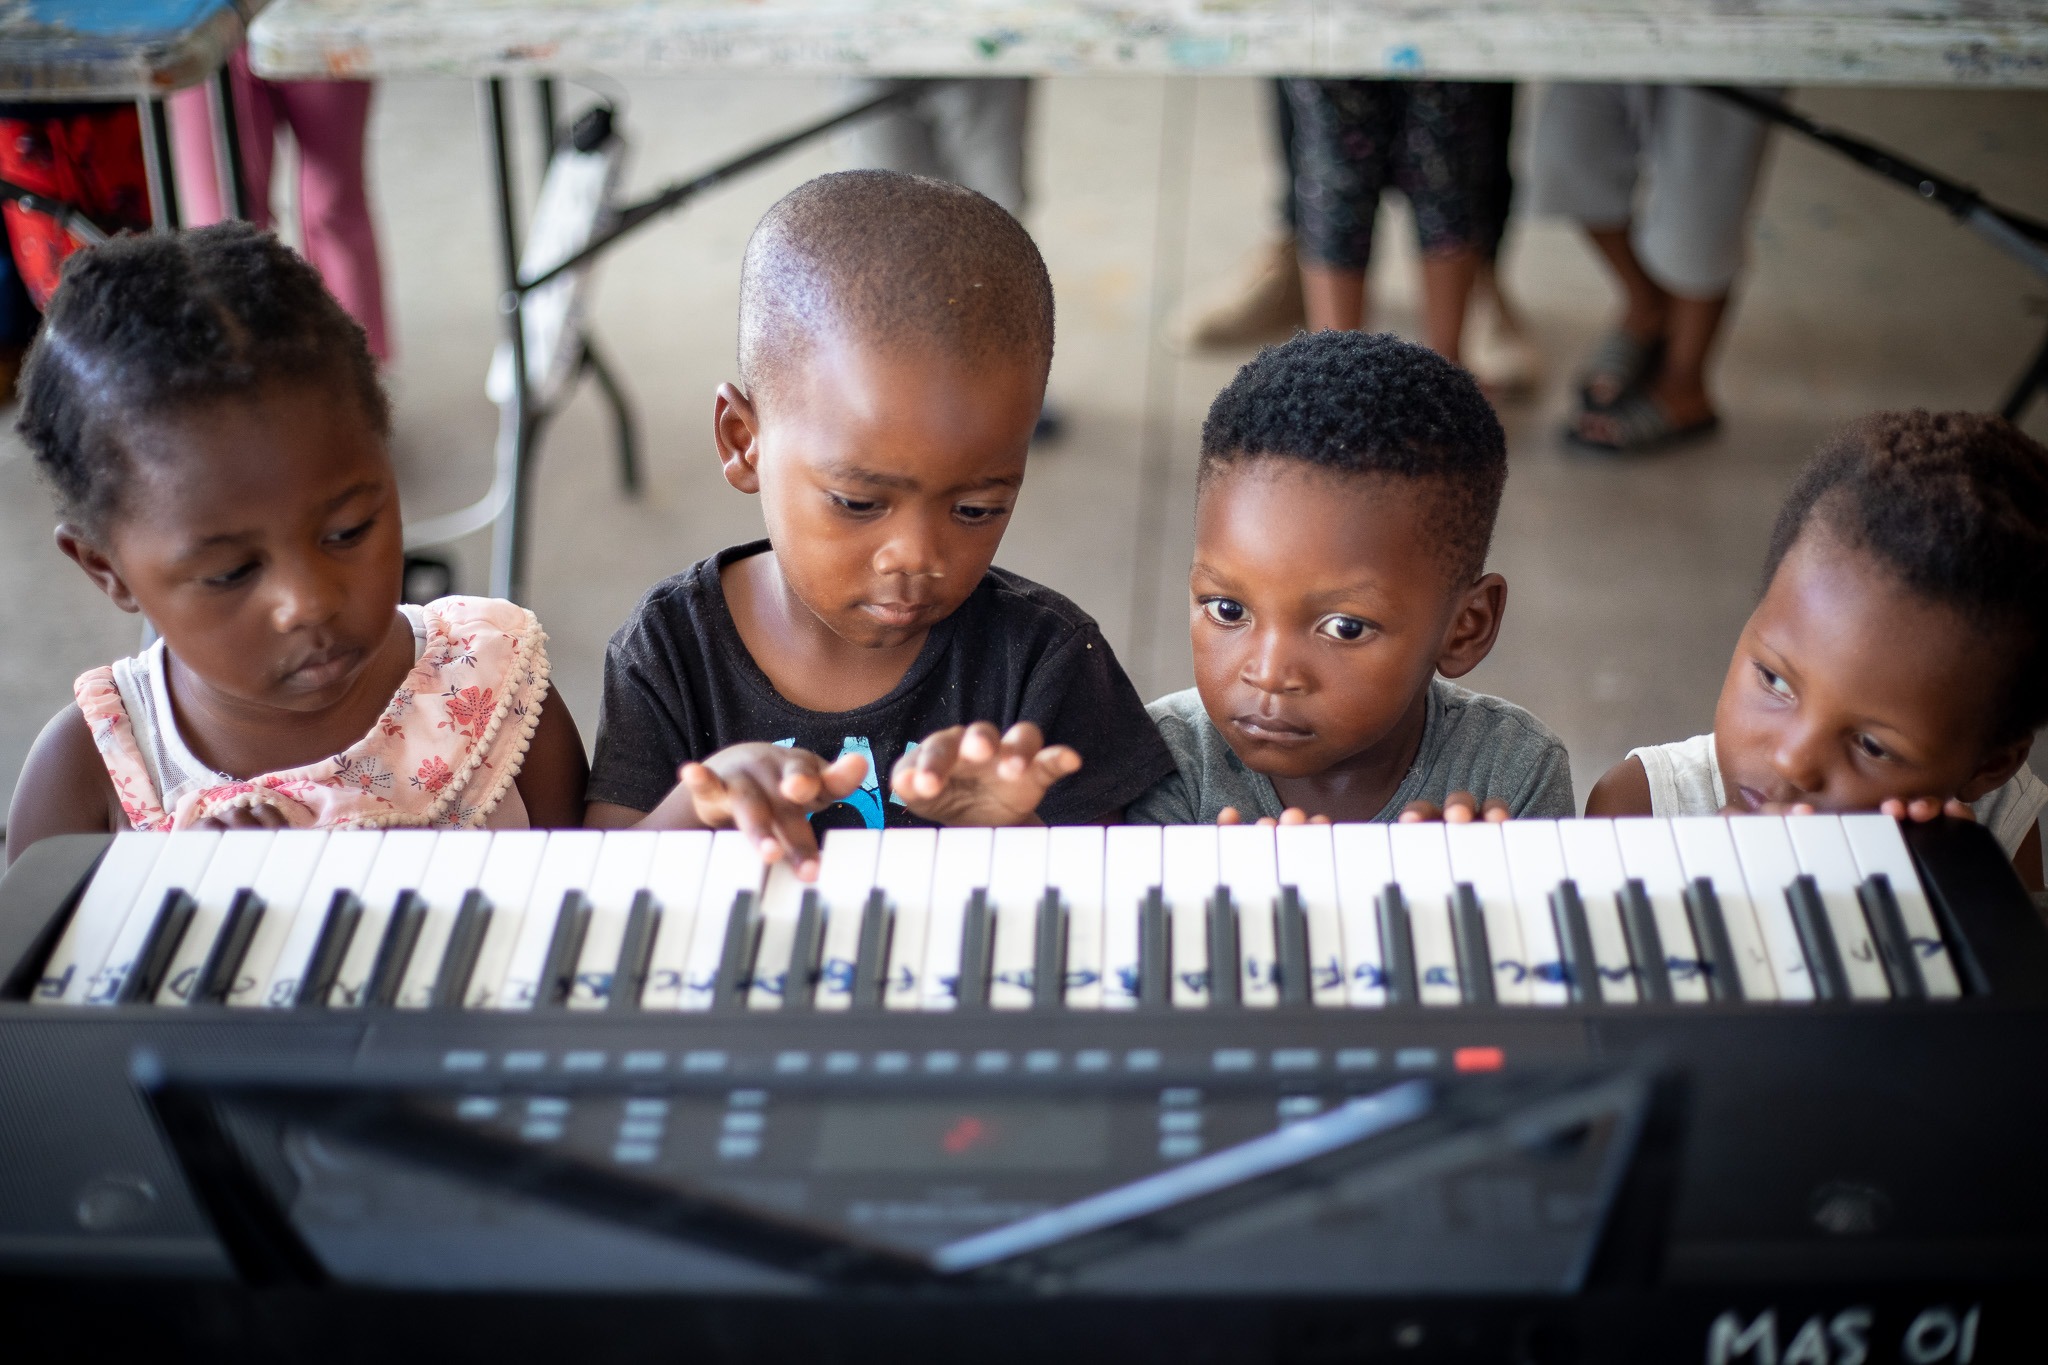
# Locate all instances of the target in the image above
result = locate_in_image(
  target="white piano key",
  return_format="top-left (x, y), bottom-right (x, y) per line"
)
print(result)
top-left (391, 831), bottom-right (494, 1008)
top-left (1217, 823), bottom-right (1280, 1008)
top-left (875, 827), bottom-right (937, 1012)
top-left (1047, 825), bottom-right (1107, 1009)
top-left (495, 830), bottom-right (602, 1009)
top-left (1839, 812), bottom-right (1960, 997)
top-left (153, 830), bottom-right (274, 1006)
top-left (746, 860), bottom-right (808, 1010)
top-left (1555, 821), bottom-right (1640, 1004)
top-left (922, 827), bottom-right (993, 1010)
top-left (1100, 825), bottom-right (1159, 1009)
top-left (1786, 815), bottom-right (1892, 1001)
top-left (1498, 820), bottom-right (1570, 1006)
top-left (1330, 823), bottom-right (1391, 1007)
top-left (1611, 819), bottom-right (1709, 1004)
top-left (40, 833), bottom-right (167, 1005)
top-left (225, 831), bottom-right (328, 1006)
top-left (459, 831), bottom-right (551, 1008)
top-left (1161, 825), bottom-right (1218, 1007)
top-left (331, 831), bottom-right (439, 1007)
top-left (1668, 818), bottom-right (1781, 1002)
top-left (1275, 823), bottom-right (1347, 1007)
top-left (263, 831), bottom-right (383, 1007)
top-left (1388, 823), bottom-right (1461, 1006)
top-left (1726, 816), bottom-right (1816, 1001)
top-left (812, 828), bottom-right (879, 1012)
top-left (678, 831), bottom-right (768, 1011)
top-left (91, 830), bottom-right (222, 1004)
top-left (988, 825), bottom-right (1048, 1010)
top-left (637, 830), bottom-right (714, 1010)
top-left (566, 831), bottom-right (658, 1009)
top-left (1444, 822), bottom-right (1532, 1005)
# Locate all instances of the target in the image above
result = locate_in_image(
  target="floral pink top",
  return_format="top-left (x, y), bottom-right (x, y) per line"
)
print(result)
top-left (74, 597), bottom-right (551, 831)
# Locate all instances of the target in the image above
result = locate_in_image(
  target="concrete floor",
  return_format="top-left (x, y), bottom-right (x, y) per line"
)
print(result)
top-left (3, 75), bottom-right (2046, 833)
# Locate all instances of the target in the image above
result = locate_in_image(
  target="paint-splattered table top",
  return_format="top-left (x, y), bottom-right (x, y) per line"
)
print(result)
top-left (0, 0), bottom-right (263, 98)
top-left (249, 0), bottom-right (2048, 88)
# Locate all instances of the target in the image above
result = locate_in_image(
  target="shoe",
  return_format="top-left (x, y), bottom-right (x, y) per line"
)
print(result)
top-left (1171, 235), bottom-right (1305, 352)
top-left (1464, 295), bottom-right (1544, 398)
top-left (1563, 390), bottom-right (1720, 454)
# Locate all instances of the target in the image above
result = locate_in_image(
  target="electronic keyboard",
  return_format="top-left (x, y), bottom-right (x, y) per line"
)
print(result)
top-left (1, 817), bottom-right (2044, 1364)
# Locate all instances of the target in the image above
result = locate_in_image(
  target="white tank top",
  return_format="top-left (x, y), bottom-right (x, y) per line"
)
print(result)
top-left (1628, 732), bottom-right (2047, 861)
top-left (107, 605), bottom-right (529, 829)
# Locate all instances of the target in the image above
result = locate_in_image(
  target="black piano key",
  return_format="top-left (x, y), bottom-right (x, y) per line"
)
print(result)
top-left (1617, 879), bottom-right (1672, 1004)
top-left (1787, 875), bottom-right (1848, 1001)
top-left (1276, 886), bottom-right (1311, 1008)
top-left (783, 889), bottom-right (823, 1012)
top-left (118, 888), bottom-right (198, 1004)
top-left (365, 890), bottom-right (428, 1008)
top-left (955, 889), bottom-right (992, 1011)
top-left (1139, 887), bottom-right (1169, 1010)
top-left (1032, 888), bottom-right (1065, 1012)
top-left (537, 890), bottom-right (593, 1009)
top-left (1207, 886), bottom-right (1240, 1008)
top-left (194, 889), bottom-right (266, 1005)
top-left (607, 890), bottom-right (659, 1014)
top-left (1375, 883), bottom-right (1418, 1007)
top-left (1857, 873), bottom-right (1925, 1001)
top-left (296, 889), bottom-right (363, 1008)
top-left (851, 889), bottom-right (891, 1011)
top-left (711, 890), bottom-right (759, 1012)
top-left (432, 890), bottom-right (494, 1009)
top-left (1450, 884), bottom-right (1494, 1006)
top-left (1682, 877), bottom-right (1743, 1003)
top-left (1548, 880), bottom-right (1602, 1005)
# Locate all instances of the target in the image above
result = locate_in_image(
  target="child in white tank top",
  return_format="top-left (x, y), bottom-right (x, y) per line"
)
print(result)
top-left (1589, 411), bottom-right (2048, 889)
top-left (7, 224), bottom-right (586, 858)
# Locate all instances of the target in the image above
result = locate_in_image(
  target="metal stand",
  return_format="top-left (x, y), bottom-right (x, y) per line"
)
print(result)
top-left (456, 79), bottom-right (924, 602)
top-left (207, 62), bottom-right (249, 221)
top-left (137, 97), bottom-right (180, 232)
top-left (1704, 86), bottom-right (2048, 423)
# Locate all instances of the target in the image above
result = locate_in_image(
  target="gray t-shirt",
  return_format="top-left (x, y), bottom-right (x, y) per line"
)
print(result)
top-left (1128, 679), bottom-right (1575, 824)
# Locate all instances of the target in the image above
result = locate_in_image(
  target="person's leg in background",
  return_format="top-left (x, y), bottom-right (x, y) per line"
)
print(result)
top-left (923, 79), bottom-right (1030, 218)
top-left (1389, 81), bottom-right (1487, 365)
top-left (1177, 79), bottom-right (1305, 349)
top-left (1571, 85), bottom-right (1772, 448)
top-left (846, 79), bottom-right (949, 185)
top-left (275, 77), bottom-right (389, 362)
top-left (1464, 80), bottom-right (1544, 395)
top-left (168, 48), bottom-right (277, 229)
top-left (1285, 79), bottom-right (1393, 335)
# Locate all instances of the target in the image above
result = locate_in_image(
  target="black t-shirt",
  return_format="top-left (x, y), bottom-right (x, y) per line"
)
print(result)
top-left (588, 541), bottom-right (1176, 829)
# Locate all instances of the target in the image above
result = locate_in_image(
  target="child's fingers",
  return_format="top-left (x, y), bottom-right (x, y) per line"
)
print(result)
top-left (1278, 808), bottom-right (1312, 825)
top-left (1482, 798), bottom-right (1511, 823)
top-left (1216, 806), bottom-right (1244, 826)
top-left (1309, 813), bottom-right (1332, 825)
top-left (898, 726), bottom-right (965, 800)
top-left (1398, 801), bottom-right (1443, 823)
top-left (679, 762), bottom-right (733, 825)
top-left (1026, 744), bottom-right (1081, 790)
top-left (775, 750), bottom-right (826, 806)
top-left (821, 752), bottom-right (870, 800)
top-left (1441, 791), bottom-right (1481, 824)
top-left (995, 721), bottom-right (1046, 781)
top-left (724, 773), bottom-right (822, 878)
top-left (1255, 816), bottom-right (1279, 827)
top-left (1943, 798), bottom-right (1975, 821)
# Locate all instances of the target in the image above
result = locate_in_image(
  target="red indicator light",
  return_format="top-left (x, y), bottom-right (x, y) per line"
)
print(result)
top-left (1454, 1046), bottom-right (1504, 1073)
top-left (942, 1115), bottom-right (991, 1155)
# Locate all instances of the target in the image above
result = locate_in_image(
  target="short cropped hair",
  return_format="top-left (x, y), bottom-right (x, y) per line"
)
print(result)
top-left (737, 170), bottom-right (1054, 400)
top-left (17, 222), bottom-right (388, 534)
top-left (1198, 330), bottom-right (1506, 582)
top-left (1765, 410), bottom-right (2048, 744)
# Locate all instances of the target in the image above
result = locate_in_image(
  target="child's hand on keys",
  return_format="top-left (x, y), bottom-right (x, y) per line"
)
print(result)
top-left (1881, 796), bottom-right (1976, 824)
top-left (678, 743), bottom-right (869, 879)
top-left (891, 721), bottom-right (1080, 826)
top-left (1217, 806), bottom-right (1330, 827)
top-left (194, 804), bottom-right (292, 830)
top-left (1398, 791), bottom-right (1509, 823)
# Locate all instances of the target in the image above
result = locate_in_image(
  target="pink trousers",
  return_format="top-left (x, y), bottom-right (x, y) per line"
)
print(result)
top-left (169, 50), bottom-right (391, 361)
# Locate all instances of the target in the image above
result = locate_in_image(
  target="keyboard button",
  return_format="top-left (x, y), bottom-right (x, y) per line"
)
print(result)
top-left (567, 830), bottom-right (657, 1010)
top-left (1555, 821), bottom-right (1639, 1004)
top-left (1330, 823), bottom-right (1392, 1007)
top-left (38, 833), bottom-right (169, 1005)
top-left (1839, 813), bottom-right (1959, 997)
top-left (456, 831), bottom-right (550, 1009)
top-left (988, 826), bottom-right (1048, 1011)
top-left (395, 831), bottom-right (494, 1009)
top-left (1162, 826), bottom-right (1218, 1008)
top-left (1218, 823), bottom-right (1280, 1008)
top-left (637, 830), bottom-right (714, 1011)
top-left (154, 829), bottom-right (272, 1006)
top-left (812, 828), bottom-right (880, 1012)
top-left (1669, 818), bottom-right (1780, 1001)
top-left (1047, 825), bottom-right (1105, 1009)
top-left (1726, 817), bottom-right (1817, 1002)
top-left (227, 830), bottom-right (329, 1007)
top-left (1389, 823), bottom-right (1460, 1007)
top-left (497, 830), bottom-right (602, 1010)
top-left (1786, 815), bottom-right (1892, 1001)
top-left (1275, 822), bottom-right (1347, 1007)
top-left (1499, 821), bottom-right (1570, 1006)
top-left (923, 826), bottom-right (993, 1010)
top-left (1612, 818), bottom-right (1709, 1004)
top-left (680, 831), bottom-right (767, 1012)
top-left (332, 831), bottom-right (439, 1008)
top-left (874, 827), bottom-right (938, 1013)
top-left (1101, 825), bottom-right (1161, 1010)
top-left (1445, 822), bottom-right (1531, 1006)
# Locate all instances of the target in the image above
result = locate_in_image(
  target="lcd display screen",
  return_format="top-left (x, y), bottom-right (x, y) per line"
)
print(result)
top-left (812, 1100), bottom-right (1112, 1173)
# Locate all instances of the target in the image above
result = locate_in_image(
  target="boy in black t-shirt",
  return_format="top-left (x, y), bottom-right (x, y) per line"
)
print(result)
top-left (585, 171), bottom-right (1173, 875)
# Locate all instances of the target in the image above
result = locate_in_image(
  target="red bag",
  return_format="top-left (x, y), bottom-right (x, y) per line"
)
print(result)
top-left (0, 105), bottom-right (153, 308)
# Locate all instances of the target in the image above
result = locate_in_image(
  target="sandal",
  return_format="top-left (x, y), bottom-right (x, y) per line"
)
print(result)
top-left (1564, 390), bottom-right (1720, 454)
top-left (1577, 329), bottom-right (1663, 410)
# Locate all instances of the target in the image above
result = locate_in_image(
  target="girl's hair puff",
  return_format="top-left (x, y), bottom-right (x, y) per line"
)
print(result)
top-left (16, 222), bottom-right (389, 533)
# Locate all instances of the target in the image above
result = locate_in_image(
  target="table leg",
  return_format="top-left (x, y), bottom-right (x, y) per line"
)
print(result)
top-left (138, 98), bottom-right (181, 232)
top-left (209, 64), bottom-right (249, 221)
top-left (482, 76), bottom-right (537, 604)
top-left (536, 76), bottom-right (559, 167)
top-left (2002, 327), bottom-right (2048, 423)
top-left (582, 339), bottom-right (641, 498)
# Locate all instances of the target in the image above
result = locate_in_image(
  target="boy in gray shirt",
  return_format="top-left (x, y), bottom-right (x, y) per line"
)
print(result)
top-left (1131, 330), bottom-right (1573, 824)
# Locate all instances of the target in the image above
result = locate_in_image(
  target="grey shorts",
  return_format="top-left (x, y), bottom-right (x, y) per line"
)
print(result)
top-left (845, 77), bottom-right (1030, 219)
top-left (1528, 82), bottom-right (1778, 298)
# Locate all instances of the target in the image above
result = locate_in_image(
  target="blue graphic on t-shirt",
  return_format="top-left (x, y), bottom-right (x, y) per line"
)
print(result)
top-left (772, 736), bottom-right (917, 829)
